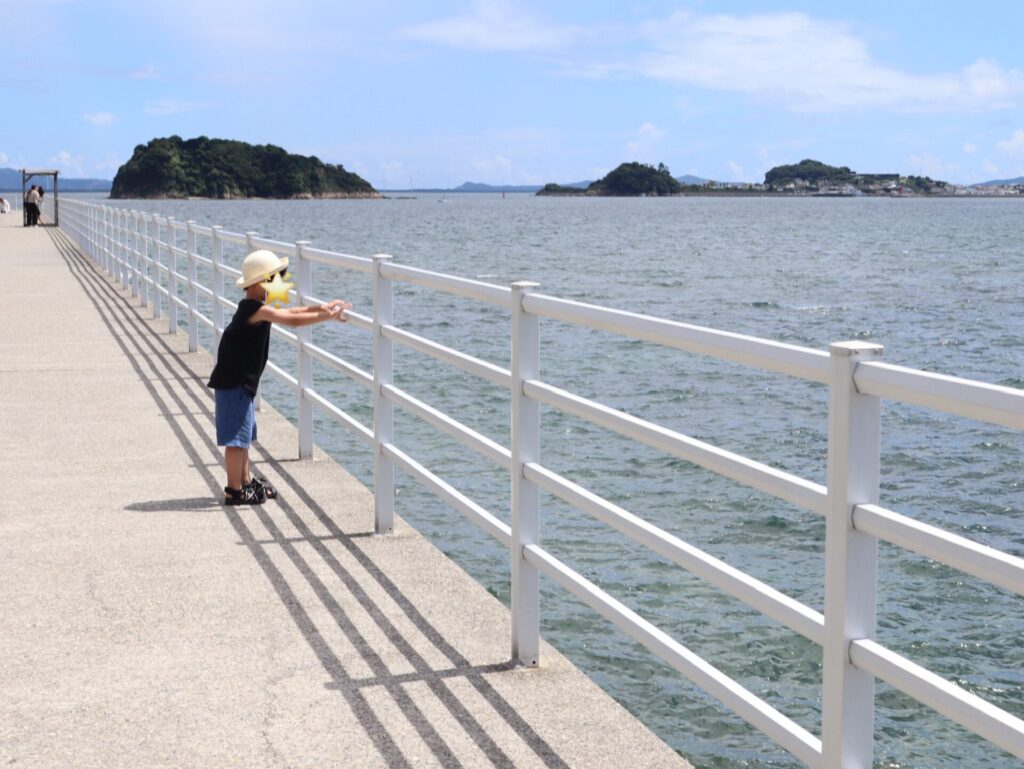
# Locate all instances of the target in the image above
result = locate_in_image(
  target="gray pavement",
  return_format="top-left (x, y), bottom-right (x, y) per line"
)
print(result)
top-left (0, 215), bottom-right (693, 768)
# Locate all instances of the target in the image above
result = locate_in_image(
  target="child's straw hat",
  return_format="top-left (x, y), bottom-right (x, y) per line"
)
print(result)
top-left (237, 249), bottom-right (289, 288)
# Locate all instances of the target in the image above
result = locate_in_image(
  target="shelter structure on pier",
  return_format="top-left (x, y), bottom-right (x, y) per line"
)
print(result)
top-left (21, 168), bottom-right (59, 227)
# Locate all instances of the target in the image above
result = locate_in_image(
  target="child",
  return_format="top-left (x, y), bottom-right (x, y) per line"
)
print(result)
top-left (208, 249), bottom-right (352, 504)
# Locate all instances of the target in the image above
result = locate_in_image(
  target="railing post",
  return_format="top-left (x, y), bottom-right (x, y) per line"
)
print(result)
top-left (103, 206), bottom-right (111, 275)
top-left (186, 221), bottom-right (198, 352)
top-left (152, 217), bottom-right (163, 321)
top-left (296, 241), bottom-right (314, 459)
top-left (510, 280), bottom-right (541, 667)
top-left (130, 211), bottom-right (140, 299)
top-left (372, 253), bottom-right (395, 535)
top-left (167, 217), bottom-right (178, 334)
top-left (114, 209), bottom-right (124, 286)
top-left (211, 226), bottom-right (224, 344)
top-left (138, 214), bottom-right (149, 309)
top-left (822, 340), bottom-right (884, 768)
top-left (119, 209), bottom-right (128, 288)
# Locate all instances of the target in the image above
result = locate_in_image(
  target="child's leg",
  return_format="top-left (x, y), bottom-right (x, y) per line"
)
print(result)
top-left (225, 446), bottom-right (246, 491)
top-left (242, 448), bottom-right (251, 486)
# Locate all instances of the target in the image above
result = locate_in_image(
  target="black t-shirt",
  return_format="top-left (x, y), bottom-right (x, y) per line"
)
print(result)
top-left (207, 299), bottom-right (271, 394)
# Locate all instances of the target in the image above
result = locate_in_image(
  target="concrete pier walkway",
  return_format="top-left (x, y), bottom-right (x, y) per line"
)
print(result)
top-left (0, 215), bottom-right (691, 768)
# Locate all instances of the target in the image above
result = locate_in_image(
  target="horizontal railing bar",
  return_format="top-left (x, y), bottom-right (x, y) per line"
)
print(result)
top-left (302, 245), bottom-right (374, 274)
top-left (524, 379), bottom-right (828, 516)
top-left (265, 361), bottom-right (298, 391)
top-left (854, 361), bottom-right (1024, 430)
top-left (344, 310), bottom-right (373, 333)
top-left (216, 229), bottom-right (247, 246)
top-left (382, 442), bottom-right (512, 547)
top-left (853, 503), bottom-right (1024, 597)
top-left (189, 223), bottom-right (213, 237)
top-left (193, 254), bottom-right (213, 268)
top-left (850, 639), bottom-right (1024, 760)
top-left (383, 384), bottom-right (511, 471)
top-left (270, 325), bottom-right (299, 342)
top-left (302, 293), bottom-right (327, 308)
top-left (383, 324), bottom-right (513, 389)
top-left (171, 296), bottom-right (188, 310)
top-left (194, 283), bottom-right (214, 299)
top-left (248, 235), bottom-right (297, 258)
top-left (524, 462), bottom-right (825, 644)
top-left (217, 264), bottom-right (242, 279)
top-left (304, 342), bottom-right (374, 389)
top-left (381, 262), bottom-right (513, 308)
top-left (304, 387), bottom-right (374, 445)
top-left (522, 293), bottom-right (831, 384)
top-left (523, 543), bottom-right (823, 767)
top-left (196, 313), bottom-right (214, 330)
top-left (270, 325), bottom-right (299, 346)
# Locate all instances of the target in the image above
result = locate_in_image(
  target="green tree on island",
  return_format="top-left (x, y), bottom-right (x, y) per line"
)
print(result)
top-left (538, 162), bottom-right (682, 197)
top-left (111, 136), bottom-right (377, 199)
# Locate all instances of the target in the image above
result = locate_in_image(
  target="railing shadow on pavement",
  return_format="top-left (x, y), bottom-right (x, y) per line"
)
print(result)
top-left (46, 225), bottom-right (572, 769)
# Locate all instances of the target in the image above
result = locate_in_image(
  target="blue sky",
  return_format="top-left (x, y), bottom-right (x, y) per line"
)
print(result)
top-left (2, 1), bottom-right (1023, 187)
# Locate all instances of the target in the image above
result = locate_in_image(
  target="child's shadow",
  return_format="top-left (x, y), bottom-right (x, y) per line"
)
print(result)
top-left (125, 497), bottom-right (222, 513)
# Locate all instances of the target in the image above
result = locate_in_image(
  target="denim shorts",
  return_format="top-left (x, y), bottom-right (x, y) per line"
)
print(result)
top-left (215, 386), bottom-right (258, 448)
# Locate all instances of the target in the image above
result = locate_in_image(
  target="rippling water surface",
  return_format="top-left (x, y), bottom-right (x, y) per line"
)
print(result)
top-left (93, 193), bottom-right (1023, 768)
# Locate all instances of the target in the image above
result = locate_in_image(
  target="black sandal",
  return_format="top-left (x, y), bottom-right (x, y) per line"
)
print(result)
top-left (224, 485), bottom-right (262, 505)
top-left (247, 475), bottom-right (278, 501)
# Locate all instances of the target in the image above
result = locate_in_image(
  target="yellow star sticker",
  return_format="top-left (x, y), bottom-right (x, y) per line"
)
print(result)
top-left (264, 272), bottom-right (294, 307)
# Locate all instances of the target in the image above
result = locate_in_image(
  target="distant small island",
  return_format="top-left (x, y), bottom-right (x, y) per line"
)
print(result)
top-left (110, 136), bottom-right (378, 199)
top-left (535, 159), bottom-right (1002, 197)
top-left (538, 162), bottom-right (682, 197)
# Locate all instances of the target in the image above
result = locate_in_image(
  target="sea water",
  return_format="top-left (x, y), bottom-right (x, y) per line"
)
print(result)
top-left (90, 192), bottom-right (1023, 769)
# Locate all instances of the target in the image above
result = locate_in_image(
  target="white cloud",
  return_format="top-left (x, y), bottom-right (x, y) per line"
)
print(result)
top-left (907, 153), bottom-right (959, 179)
top-left (637, 122), bottom-right (664, 139)
top-left (95, 153), bottom-right (124, 177)
top-left (0, 152), bottom-right (7, 164)
top-left (963, 143), bottom-right (978, 154)
top-left (50, 150), bottom-right (86, 177)
top-left (144, 98), bottom-right (212, 115)
top-left (727, 160), bottom-right (746, 181)
top-left (624, 122), bottom-right (665, 162)
top-left (127, 65), bottom-right (159, 80)
top-left (649, 15), bottom-right (1021, 112)
top-left (397, 0), bottom-right (578, 52)
top-left (982, 159), bottom-right (999, 174)
top-left (83, 111), bottom-right (117, 126)
top-left (401, 8), bottom-right (1024, 114)
top-left (472, 154), bottom-right (513, 180)
top-left (996, 128), bottom-right (1024, 156)
top-left (590, 12), bottom-right (1024, 114)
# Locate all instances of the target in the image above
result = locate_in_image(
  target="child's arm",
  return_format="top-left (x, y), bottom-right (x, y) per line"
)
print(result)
top-left (251, 301), bottom-right (351, 327)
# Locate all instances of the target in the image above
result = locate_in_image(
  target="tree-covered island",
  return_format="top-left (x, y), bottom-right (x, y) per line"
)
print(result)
top-left (538, 159), bottom-right (951, 197)
top-left (538, 162), bottom-right (681, 196)
top-left (110, 136), bottom-right (378, 199)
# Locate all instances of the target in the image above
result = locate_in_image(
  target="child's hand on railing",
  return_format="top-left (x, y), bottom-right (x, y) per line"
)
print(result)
top-left (322, 299), bottom-right (353, 321)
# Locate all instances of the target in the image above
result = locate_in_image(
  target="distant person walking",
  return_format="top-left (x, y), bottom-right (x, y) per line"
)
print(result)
top-left (0, 197), bottom-right (10, 214)
top-left (24, 185), bottom-right (40, 226)
top-left (37, 188), bottom-right (44, 224)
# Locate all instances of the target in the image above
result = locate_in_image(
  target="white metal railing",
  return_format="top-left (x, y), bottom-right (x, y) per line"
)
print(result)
top-left (57, 197), bottom-right (1024, 768)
